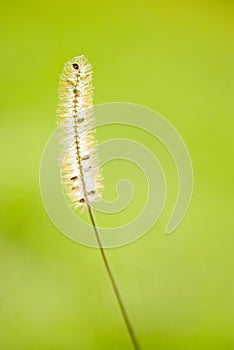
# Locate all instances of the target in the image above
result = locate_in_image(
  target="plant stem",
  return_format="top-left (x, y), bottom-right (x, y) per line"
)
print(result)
top-left (87, 205), bottom-right (142, 350)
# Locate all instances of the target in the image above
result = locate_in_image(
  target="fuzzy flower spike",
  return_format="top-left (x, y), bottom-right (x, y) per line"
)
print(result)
top-left (57, 55), bottom-right (102, 208)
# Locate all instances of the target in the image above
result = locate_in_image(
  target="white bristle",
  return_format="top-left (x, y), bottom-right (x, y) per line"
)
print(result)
top-left (57, 55), bottom-right (102, 208)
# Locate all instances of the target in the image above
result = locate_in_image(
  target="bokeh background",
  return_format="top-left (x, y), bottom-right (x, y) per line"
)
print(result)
top-left (0, 0), bottom-right (233, 349)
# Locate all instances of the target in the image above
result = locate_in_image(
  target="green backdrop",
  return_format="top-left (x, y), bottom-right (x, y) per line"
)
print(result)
top-left (0, 0), bottom-right (233, 349)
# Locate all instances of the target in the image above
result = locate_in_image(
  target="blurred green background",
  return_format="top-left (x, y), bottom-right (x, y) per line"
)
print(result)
top-left (0, 0), bottom-right (233, 349)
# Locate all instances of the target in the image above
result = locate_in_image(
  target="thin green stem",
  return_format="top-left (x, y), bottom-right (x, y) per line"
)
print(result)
top-left (87, 205), bottom-right (142, 350)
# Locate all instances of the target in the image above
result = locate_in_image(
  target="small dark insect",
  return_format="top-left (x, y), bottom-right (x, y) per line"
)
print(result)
top-left (77, 117), bottom-right (84, 123)
top-left (73, 88), bottom-right (78, 94)
top-left (79, 198), bottom-right (85, 203)
top-left (72, 63), bottom-right (79, 70)
top-left (70, 176), bottom-right (78, 180)
top-left (88, 190), bottom-right (95, 195)
top-left (82, 155), bottom-right (90, 160)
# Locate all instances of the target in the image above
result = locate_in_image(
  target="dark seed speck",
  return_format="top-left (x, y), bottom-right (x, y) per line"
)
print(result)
top-left (72, 63), bottom-right (79, 70)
